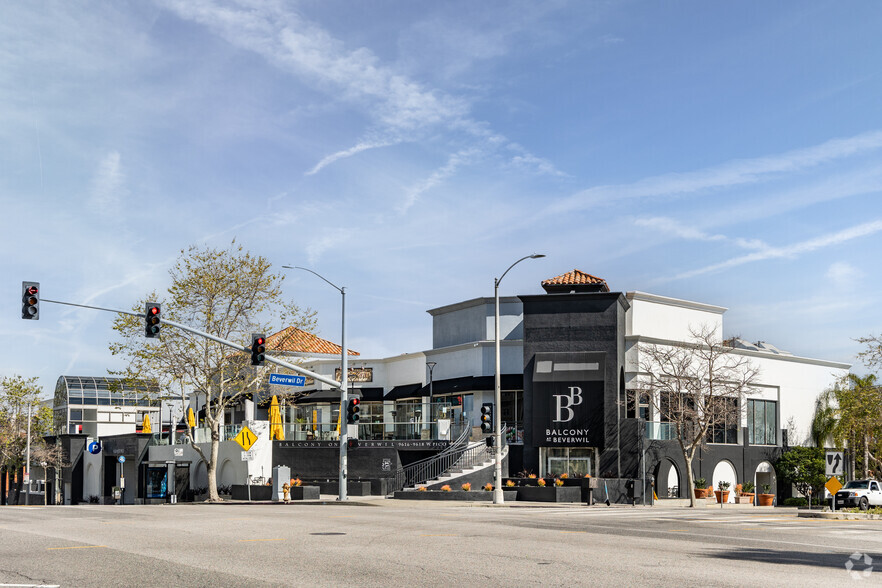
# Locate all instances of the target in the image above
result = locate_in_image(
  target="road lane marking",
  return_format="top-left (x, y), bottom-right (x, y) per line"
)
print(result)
top-left (46, 545), bottom-right (107, 551)
top-left (560, 531), bottom-right (586, 534)
top-left (421, 534), bottom-right (458, 537)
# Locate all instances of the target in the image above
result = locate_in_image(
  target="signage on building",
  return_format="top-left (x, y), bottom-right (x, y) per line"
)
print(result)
top-left (276, 439), bottom-right (449, 450)
top-left (335, 367), bottom-right (373, 383)
top-left (241, 450), bottom-right (255, 461)
top-left (87, 441), bottom-right (101, 455)
top-left (174, 448), bottom-right (184, 457)
top-left (531, 351), bottom-right (605, 448)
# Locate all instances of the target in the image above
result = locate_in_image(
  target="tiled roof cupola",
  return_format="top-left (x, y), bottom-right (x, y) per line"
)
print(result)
top-left (541, 269), bottom-right (610, 293)
top-left (266, 326), bottom-right (360, 356)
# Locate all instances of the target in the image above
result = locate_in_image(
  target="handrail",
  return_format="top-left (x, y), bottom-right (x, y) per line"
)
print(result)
top-left (390, 427), bottom-right (507, 493)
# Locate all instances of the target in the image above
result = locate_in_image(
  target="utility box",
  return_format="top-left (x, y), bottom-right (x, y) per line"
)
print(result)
top-left (626, 479), bottom-right (642, 499)
top-left (272, 466), bottom-right (291, 502)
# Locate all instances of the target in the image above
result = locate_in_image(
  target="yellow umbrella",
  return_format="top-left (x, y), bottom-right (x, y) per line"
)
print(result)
top-left (269, 395), bottom-right (284, 441)
top-left (187, 407), bottom-right (196, 429)
top-left (142, 413), bottom-right (152, 434)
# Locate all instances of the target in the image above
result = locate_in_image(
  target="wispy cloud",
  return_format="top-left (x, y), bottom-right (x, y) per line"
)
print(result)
top-left (546, 130), bottom-right (882, 216)
top-left (635, 217), bottom-right (769, 251)
top-left (670, 219), bottom-right (882, 280)
top-left (400, 147), bottom-right (482, 212)
top-left (306, 139), bottom-right (398, 176)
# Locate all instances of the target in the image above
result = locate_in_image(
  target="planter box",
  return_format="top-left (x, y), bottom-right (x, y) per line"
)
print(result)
top-left (393, 490), bottom-right (518, 501)
top-left (758, 493), bottom-right (775, 506)
top-left (737, 494), bottom-right (755, 505)
top-left (516, 486), bottom-right (581, 503)
top-left (314, 481), bottom-right (373, 496)
top-left (284, 486), bottom-right (321, 501)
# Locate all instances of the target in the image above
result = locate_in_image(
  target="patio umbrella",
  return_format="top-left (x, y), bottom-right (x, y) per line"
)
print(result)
top-left (142, 413), bottom-right (152, 434)
top-left (269, 395), bottom-right (284, 441)
top-left (187, 407), bottom-right (196, 428)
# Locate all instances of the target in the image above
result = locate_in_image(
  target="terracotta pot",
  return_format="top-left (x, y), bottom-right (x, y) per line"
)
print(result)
top-left (714, 490), bottom-right (730, 503)
top-left (758, 493), bottom-right (775, 506)
top-left (694, 488), bottom-right (707, 499)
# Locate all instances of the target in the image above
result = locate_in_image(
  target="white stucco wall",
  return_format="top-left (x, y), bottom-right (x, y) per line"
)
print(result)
top-left (627, 291), bottom-right (726, 342)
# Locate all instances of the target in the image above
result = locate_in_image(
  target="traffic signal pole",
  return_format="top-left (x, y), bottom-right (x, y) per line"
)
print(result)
top-left (38, 298), bottom-right (343, 391)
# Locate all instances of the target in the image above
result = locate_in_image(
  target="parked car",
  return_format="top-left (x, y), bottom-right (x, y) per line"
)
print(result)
top-left (835, 479), bottom-right (882, 510)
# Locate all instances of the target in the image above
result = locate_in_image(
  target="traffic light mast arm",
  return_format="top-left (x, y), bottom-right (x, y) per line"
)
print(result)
top-left (39, 297), bottom-right (343, 391)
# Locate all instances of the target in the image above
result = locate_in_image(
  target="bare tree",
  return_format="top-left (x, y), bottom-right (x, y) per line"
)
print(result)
top-left (635, 325), bottom-right (760, 507)
top-left (109, 242), bottom-right (315, 501)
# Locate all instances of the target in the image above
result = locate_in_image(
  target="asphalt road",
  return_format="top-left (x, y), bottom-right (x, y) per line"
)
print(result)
top-left (1, 500), bottom-right (879, 587)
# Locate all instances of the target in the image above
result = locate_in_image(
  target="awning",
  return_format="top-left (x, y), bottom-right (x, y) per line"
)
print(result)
top-left (426, 374), bottom-right (524, 396)
top-left (385, 383), bottom-right (424, 401)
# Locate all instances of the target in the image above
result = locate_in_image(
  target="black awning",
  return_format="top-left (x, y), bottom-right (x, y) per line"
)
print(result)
top-left (427, 374), bottom-right (523, 396)
top-left (292, 389), bottom-right (341, 404)
top-left (358, 387), bottom-right (385, 402)
top-left (385, 383), bottom-right (424, 401)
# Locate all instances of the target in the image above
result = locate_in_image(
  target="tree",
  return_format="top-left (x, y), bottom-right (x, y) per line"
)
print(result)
top-left (110, 242), bottom-right (315, 502)
top-left (635, 325), bottom-right (760, 507)
top-left (810, 386), bottom-right (839, 448)
top-left (835, 374), bottom-right (881, 479)
top-left (775, 446), bottom-right (826, 502)
top-left (0, 375), bottom-right (51, 503)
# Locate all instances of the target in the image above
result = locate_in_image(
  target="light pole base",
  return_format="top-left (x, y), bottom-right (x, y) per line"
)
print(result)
top-left (492, 487), bottom-right (504, 504)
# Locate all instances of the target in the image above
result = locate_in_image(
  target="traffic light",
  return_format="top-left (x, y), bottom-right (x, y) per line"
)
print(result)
top-left (346, 398), bottom-right (360, 425)
top-left (347, 438), bottom-right (359, 450)
top-left (144, 302), bottom-right (160, 338)
top-left (485, 435), bottom-right (494, 447)
top-left (21, 282), bottom-right (39, 320)
top-left (250, 333), bottom-right (266, 366)
top-left (480, 402), bottom-right (493, 433)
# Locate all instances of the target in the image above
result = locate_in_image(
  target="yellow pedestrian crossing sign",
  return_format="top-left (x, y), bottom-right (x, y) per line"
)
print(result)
top-left (234, 425), bottom-right (258, 451)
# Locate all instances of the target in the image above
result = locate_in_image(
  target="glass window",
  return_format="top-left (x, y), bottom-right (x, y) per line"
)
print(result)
top-left (69, 409), bottom-right (83, 421)
top-left (542, 447), bottom-right (592, 478)
top-left (748, 399), bottom-right (777, 445)
top-left (707, 397), bottom-right (738, 444)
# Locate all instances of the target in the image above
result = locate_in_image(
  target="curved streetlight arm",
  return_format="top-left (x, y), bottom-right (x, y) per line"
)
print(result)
top-left (496, 254), bottom-right (545, 287)
top-left (282, 265), bottom-right (343, 294)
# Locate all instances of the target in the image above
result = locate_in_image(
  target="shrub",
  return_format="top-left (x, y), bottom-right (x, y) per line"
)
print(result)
top-left (505, 480), bottom-right (516, 487)
top-left (537, 478), bottom-right (546, 487)
top-left (560, 473), bottom-right (569, 479)
top-left (417, 486), bottom-right (427, 492)
top-left (782, 497), bottom-right (807, 507)
top-left (440, 485), bottom-right (451, 492)
top-left (694, 477), bottom-right (707, 488)
top-left (554, 479), bottom-right (564, 487)
top-left (291, 478), bottom-right (302, 487)
top-left (461, 483), bottom-right (471, 491)
top-left (741, 481), bottom-right (755, 494)
top-left (718, 481), bottom-right (731, 491)
top-left (483, 483), bottom-right (493, 492)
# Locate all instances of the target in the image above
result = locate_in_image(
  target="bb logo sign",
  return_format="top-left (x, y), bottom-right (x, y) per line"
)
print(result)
top-left (554, 386), bottom-right (583, 422)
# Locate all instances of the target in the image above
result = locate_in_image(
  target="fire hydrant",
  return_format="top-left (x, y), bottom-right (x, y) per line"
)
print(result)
top-left (282, 482), bottom-right (291, 503)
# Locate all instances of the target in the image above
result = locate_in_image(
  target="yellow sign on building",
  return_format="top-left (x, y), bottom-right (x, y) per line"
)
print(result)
top-left (234, 425), bottom-right (258, 451)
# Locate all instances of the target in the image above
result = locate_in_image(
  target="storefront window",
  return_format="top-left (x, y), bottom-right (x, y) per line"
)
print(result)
top-left (748, 399), bottom-right (777, 445)
top-left (541, 447), bottom-right (592, 478)
top-left (145, 467), bottom-right (168, 499)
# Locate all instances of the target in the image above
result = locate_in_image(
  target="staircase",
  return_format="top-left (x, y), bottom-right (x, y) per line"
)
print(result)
top-left (390, 428), bottom-right (508, 493)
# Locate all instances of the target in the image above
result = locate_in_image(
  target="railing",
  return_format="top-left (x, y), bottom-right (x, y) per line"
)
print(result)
top-left (147, 424), bottom-right (241, 446)
top-left (279, 419), bottom-right (471, 442)
top-left (389, 427), bottom-right (507, 494)
top-left (645, 422), bottom-right (678, 441)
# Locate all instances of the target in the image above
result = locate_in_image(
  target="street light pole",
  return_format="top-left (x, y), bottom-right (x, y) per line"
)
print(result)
top-left (426, 362), bottom-right (436, 437)
top-left (493, 254), bottom-right (545, 505)
top-left (284, 265), bottom-right (348, 502)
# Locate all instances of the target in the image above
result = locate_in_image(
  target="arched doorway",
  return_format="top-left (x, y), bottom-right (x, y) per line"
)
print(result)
top-left (654, 459), bottom-right (682, 498)
top-left (219, 459), bottom-right (235, 487)
top-left (712, 460), bottom-right (737, 503)
top-left (755, 461), bottom-right (777, 499)
top-left (194, 461), bottom-right (207, 490)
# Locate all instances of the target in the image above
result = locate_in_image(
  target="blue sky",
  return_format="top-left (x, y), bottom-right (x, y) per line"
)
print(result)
top-left (3, 1), bottom-right (882, 396)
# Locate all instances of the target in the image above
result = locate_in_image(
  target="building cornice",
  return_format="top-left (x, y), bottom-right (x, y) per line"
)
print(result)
top-left (626, 291), bottom-right (727, 314)
top-left (427, 296), bottom-right (522, 316)
top-left (625, 335), bottom-right (851, 370)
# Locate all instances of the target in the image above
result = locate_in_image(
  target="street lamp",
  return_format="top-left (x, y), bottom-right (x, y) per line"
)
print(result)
top-left (283, 265), bottom-right (349, 502)
top-left (426, 361), bottom-right (437, 437)
top-left (493, 253), bottom-right (545, 504)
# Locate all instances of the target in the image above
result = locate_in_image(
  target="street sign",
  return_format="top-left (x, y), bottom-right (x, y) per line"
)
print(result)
top-left (826, 451), bottom-right (844, 476)
top-left (174, 448), bottom-right (184, 457)
top-left (118, 455), bottom-right (126, 464)
top-left (234, 425), bottom-right (258, 451)
top-left (88, 441), bottom-right (101, 455)
top-left (825, 476), bottom-right (843, 496)
top-left (269, 373), bottom-right (306, 387)
top-left (241, 450), bottom-right (255, 461)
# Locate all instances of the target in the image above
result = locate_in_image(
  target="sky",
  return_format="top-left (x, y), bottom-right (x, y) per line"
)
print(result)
top-left (3, 0), bottom-right (882, 398)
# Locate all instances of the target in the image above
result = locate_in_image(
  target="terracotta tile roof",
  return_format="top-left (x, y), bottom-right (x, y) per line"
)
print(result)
top-left (542, 269), bottom-right (609, 290)
top-left (266, 326), bottom-right (359, 357)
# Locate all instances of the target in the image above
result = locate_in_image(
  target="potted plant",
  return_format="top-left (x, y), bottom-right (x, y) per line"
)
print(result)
top-left (693, 477), bottom-right (708, 499)
top-left (461, 482), bottom-right (472, 491)
top-left (758, 483), bottom-right (775, 506)
top-left (715, 481), bottom-right (731, 503)
top-left (738, 481), bottom-right (755, 504)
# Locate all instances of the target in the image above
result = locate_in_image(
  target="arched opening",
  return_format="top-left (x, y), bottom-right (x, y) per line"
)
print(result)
top-left (755, 461), bottom-right (777, 499)
top-left (712, 460), bottom-right (737, 503)
top-left (194, 461), bottom-right (207, 490)
top-left (219, 459), bottom-right (235, 486)
top-left (653, 459), bottom-right (682, 498)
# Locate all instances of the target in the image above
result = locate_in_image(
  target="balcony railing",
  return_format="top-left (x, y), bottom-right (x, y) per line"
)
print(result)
top-left (645, 421), bottom-right (678, 441)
